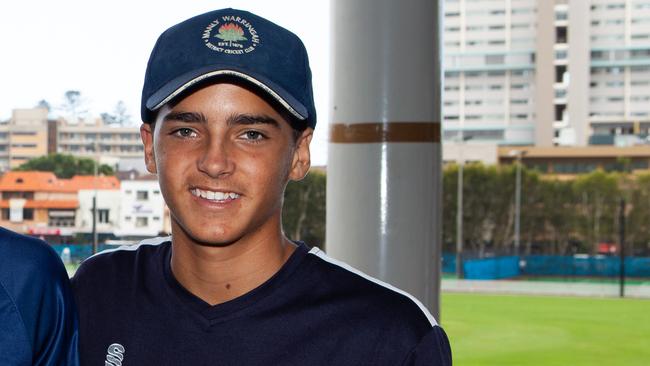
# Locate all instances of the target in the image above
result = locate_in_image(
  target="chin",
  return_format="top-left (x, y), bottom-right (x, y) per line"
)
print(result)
top-left (189, 227), bottom-right (242, 247)
top-left (172, 217), bottom-right (241, 247)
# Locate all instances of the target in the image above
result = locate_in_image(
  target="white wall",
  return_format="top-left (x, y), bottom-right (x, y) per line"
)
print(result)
top-left (115, 180), bottom-right (166, 237)
top-left (77, 189), bottom-right (121, 234)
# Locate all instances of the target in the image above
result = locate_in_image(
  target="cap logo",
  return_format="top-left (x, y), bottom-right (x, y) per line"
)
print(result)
top-left (202, 15), bottom-right (260, 55)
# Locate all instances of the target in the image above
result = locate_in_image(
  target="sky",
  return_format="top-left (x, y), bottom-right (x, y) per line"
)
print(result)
top-left (0, 0), bottom-right (330, 165)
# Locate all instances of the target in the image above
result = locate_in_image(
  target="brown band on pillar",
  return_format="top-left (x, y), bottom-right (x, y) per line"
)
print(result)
top-left (329, 122), bottom-right (440, 143)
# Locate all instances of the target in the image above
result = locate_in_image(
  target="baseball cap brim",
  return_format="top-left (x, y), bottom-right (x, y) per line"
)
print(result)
top-left (145, 65), bottom-right (309, 122)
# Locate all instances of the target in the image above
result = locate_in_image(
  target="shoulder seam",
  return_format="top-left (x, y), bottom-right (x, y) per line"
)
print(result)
top-left (307, 247), bottom-right (438, 326)
top-left (86, 236), bottom-right (171, 260)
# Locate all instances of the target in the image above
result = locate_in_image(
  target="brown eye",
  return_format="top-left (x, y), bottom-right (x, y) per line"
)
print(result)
top-left (242, 131), bottom-right (265, 141)
top-left (173, 128), bottom-right (197, 138)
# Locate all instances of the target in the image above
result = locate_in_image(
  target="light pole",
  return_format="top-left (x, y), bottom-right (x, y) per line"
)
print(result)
top-left (88, 139), bottom-right (99, 254)
top-left (509, 150), bottom-right (527, 257)
top-left (456, 134), bottom-right (472, 278)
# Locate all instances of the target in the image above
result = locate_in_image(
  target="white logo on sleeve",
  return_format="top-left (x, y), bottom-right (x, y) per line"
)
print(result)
top-left (105, 343), bottom-right (125, 366)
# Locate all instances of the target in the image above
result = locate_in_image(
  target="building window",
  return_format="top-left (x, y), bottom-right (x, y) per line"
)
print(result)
top-left (153, 216), bottom-right (160, 221)
top-left (23, 209), bottom-right (34, 221)
top-left (486, 55), bottom-right (505, 64)
top-left (1, 209), bottom-right (9, 220)
top-left (11, 131), bottom-right (36, 136)
top-left (606, 3), bottom-right (625, 9)
top-left (49, 210), bottom-right (75, 227)
top-left (98, 209), bottom-right (109, 224)
top-left (136, 191), bottom-right (149, 201)
top-left (487, 71), bottom-right (506, 77)
top-left (556, 26), bottom-right (568, 44)
top-left (135, 217), bottom-right (148, 227)
top-left (125, 216), bottom-right (132, 221)
top-left (2, 191), bottom-right (34, 199)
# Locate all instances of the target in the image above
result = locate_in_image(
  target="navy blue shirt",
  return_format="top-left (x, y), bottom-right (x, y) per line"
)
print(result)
top-left (72, 237), bottom-right (451, 365)
top-left (0, 227), bottom-right (79, 366)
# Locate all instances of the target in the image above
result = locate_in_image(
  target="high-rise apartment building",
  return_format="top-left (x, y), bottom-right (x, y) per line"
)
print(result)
top-left (443, 0), bottom-right (650, 147)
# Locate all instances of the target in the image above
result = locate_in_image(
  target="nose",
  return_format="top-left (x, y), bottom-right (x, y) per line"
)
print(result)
top-left (197, 136), bottom-right (234, 178)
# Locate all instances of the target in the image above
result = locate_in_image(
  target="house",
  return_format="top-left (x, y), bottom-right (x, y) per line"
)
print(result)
top-left (0, 171), bottom-right (119, 242)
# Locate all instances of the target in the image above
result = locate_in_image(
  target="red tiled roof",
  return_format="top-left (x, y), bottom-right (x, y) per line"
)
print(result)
top-left (0, 171), bottom-right (60, 191)
top-left (69, 175), bottom-right (120, 190)
top-left (0, 171), bottom-right (120, 192)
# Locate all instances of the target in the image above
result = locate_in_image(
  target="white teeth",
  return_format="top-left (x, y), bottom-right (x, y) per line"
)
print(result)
top-left (191, 188), bottom-right (239, 201)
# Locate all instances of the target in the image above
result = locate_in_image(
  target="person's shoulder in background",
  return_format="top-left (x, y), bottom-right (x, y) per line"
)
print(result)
top-left (0, 227), bottom-right (79, 366)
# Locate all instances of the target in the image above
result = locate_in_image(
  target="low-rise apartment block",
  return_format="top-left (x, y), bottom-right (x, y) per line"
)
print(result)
top-left (0, 108), bottom-right (49, 171)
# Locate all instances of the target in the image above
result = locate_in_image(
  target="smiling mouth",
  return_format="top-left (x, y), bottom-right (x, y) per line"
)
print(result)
top-left (190, 188), bottom-right (241, 202)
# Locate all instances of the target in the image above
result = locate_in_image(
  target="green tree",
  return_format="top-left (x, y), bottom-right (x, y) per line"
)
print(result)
top-left (282, 171), bottom-right (326, 249)
top-left (101, 101), bottom-right (132, 126)
top-left (14, 153), bottom-right (114, 178)
top-left (626, 173), bottom-right (650, 255)
top-left (60, 90), bottom-right (88, 122)
top-left (458, 163), bottom-right (515, 256)
top-left (573, 170), bottom-right (621, 254)
top-left (442, 164), bottom-right (460, 253)
top-left (538, 179), bottom-right (577, 255)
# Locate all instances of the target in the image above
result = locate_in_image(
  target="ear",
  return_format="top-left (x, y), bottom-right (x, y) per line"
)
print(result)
top-left (288, 128), bottom-right (313, 181)
top-left (140, 123), bottom-right (158, 174)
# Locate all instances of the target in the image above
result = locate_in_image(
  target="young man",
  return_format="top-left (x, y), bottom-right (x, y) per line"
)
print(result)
top-left (0, 227), bottom-right (79, 366)
top-left (72, 8), bottom-right (451, 365)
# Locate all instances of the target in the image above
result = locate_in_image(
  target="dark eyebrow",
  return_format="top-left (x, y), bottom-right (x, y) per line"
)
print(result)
top-left (162, 111), bottom-right (208, 124)
top-left (227, 114), bottom-right (280, 129)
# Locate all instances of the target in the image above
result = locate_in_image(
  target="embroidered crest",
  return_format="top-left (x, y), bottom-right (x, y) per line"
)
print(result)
top-left (202, 15), bottom-right (260, 55)
top-left (216, 23), bottom-right (247, 42)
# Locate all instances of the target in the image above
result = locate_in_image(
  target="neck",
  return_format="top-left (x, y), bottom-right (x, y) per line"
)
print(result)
top-left (169, 220), bottom-right (296, 306)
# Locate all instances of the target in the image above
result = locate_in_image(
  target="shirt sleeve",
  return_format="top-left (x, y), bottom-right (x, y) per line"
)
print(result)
top-left (1, 234), bottom-right (80, 366)
top-left (400, 325), bottom-right (453, 366)
top-left (30, 249), bottom-right (80, 366)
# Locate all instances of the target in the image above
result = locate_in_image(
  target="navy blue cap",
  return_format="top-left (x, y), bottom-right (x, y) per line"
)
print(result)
top-left (141, 8), bottom-right (316, 128)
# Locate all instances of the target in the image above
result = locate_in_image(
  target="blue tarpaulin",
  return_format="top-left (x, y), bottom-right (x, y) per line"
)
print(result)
top-left (442, 253), bottom-right (650, 280)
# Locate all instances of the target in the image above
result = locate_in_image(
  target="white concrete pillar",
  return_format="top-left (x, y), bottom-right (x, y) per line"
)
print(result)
top-left (327, 0), bottom-right (442, 318)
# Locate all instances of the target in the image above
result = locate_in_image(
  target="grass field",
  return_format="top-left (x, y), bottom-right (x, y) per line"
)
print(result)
top-left (441, 293), bottom-right (650, 366)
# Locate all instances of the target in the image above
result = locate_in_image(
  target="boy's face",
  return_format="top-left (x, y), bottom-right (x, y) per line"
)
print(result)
top-left (140, 82), bottom-right (312, 246)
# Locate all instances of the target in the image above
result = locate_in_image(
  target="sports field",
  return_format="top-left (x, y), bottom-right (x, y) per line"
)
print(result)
top-left (441, 293), bottom-right (650, 366)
